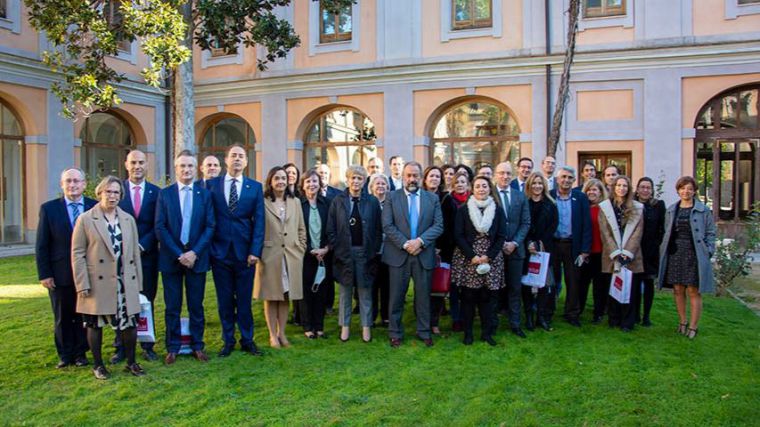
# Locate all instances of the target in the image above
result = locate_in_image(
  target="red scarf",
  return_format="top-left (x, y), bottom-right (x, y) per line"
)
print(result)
top-left (451, 191), bottom-right (470, 205)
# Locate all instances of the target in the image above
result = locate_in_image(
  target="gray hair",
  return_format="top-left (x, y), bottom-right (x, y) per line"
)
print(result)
top-left (95, 176), bottom-right (123, 200)
top-left (174, 150), bottom-right (197, 167)
top-left (368, 173), bottom-right (389, 195)
top-left (345, 165), bottom-right (368, 180)
top-left (403, 161), bottom-right (423, 174)
top-left (60, 168), bottom-right (86, 182)
top-left (558, 165), bottom-right (576, 177)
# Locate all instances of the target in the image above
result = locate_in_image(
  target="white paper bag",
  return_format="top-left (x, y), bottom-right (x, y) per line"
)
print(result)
top-left (609, 267), bottom-right (633, 304)
top-left (136, 294), bottom-right (155, 343)
top-left (521, 251), bottom-right (551, 288)
top-left (179, 317), bottom-right (192, 355)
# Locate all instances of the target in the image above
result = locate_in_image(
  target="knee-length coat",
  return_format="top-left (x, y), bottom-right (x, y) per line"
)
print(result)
top-left (598, 200), bottom-right (644, 274)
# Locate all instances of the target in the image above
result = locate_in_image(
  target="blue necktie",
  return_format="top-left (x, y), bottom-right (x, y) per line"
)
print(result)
top-left (409, 192), bottom-right (418, 239)
top-left (180, 186), bottom-right (192, 245)
top-left (70, 202), bottom-right (82, 227)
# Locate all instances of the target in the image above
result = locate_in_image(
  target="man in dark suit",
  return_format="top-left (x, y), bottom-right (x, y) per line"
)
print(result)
top-left (382, 161), bottom-right (444, 348)
top-left (36, 168), bottom-right (96, 368)
top-left (113, 149), bottom-right (161, 362)
top-left (156, 151), bottom-right (216, 364)
top-left (550, 165), bottom-right (592, 327)
top-left (207, 144), bottom-right (264, 357)
top-left (494, 162), bottom-right (531, 337)
top-left (511, 157), bottom-right (533, 192)
top-left (541, 156), bottom-right (558, 191)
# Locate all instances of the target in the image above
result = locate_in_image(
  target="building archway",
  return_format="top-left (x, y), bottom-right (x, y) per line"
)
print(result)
top-left (79, 111), bottom-right (135, 179)
top-left (301, 106), bottom-right (377, 188)
top-left (427, 96), bottom-right (520, 169)
top-left (197, 114), bottom-right (257, 179)
top-left (0, 98), bottom-right (25, 243)
top-left (694, 83), bottom-right (759, 223)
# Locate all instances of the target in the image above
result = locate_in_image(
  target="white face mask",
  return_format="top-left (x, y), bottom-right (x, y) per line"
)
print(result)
top-left (312, 263), bottom-right (326, 290)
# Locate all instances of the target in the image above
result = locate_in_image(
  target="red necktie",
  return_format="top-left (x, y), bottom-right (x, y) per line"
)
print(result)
top-left (133, 186), bottom-right (142, 218)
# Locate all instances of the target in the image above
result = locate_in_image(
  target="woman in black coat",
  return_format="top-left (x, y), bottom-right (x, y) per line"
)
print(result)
top-left (634, 177), bottom-right (666, 326)
top-left (327, 166), bottom-right (382, 343)
top-left (299, 169), bottom-right (331, 339)
top-left (439, 170), bottom-right (471, 332)
top-left (522, 172), bottom-right (559, 332)
top-left (451, 175), bottom-right (507, 345)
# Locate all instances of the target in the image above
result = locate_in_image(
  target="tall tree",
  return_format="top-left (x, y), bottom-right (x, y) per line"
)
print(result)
top-left (24, 0), bottom-right (353, 154)
top-left (547, 0), bottom-right (580, 157)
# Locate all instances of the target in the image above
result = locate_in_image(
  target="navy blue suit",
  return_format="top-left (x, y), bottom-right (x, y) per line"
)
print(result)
top-left (156, 182), bottom-right (215, 352)
top-left (549, 188), bottom-right (592, 322)
top-left (35, 197), bottom-right (96, 363)
top-left (207, 174), bottom-right (265, 347)
top-left (510, 178), bottom-right (527, 193)
top-left (118, 179), bottom-right (160, 351)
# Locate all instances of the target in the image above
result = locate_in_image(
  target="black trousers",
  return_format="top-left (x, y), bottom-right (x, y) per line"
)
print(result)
top-left (48, 286), bottom-right (88, 362)
top-left (577, 253), bottom-right (607, 318)
top-left (552, 240), bottom-right (581, 321)
top-left (431, 295), bottom-right (444, 328)
top-left (372, 261), bottom-right (390, 324)
top-left (521, 284), bottom-right (553, 323)
top-left (460, 287), bottom-right (493, 338)
top-left (606, 272), bottom-right (643, 329)
top-left (636, 276), bottom-right (655, 322)
top-left (301, 271), bottom-right (328, 333)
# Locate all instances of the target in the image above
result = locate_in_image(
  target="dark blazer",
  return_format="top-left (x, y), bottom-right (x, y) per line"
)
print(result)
top-left (327, 190), bottom-right (382, 287)
top-left (494, 186), bottom-right (531, 259)
top-left (324, 185), bottom-right (341, 204)
top-left (550, 188), bottom-right (593, 259)
top-left (119, 180), bottom-right (160, 256)
top-left (454, 200), bottom-right (508, 261)
top-left (438, 193), bottom-right (467, 263)
top-left (155, 182), bottom-right (216, 273)
top-left (382, 189), bottom-right (444, 270)
top-left (510, 178), bottom-right (527, 192)
top-left (525, 198), bottom-right (559, 255)
top-left (206, 175), bottom-right (265, 261)
top-left (35, 197), bottom-right (96, 286)
top-left (638, 198), bottom-right (666, 276)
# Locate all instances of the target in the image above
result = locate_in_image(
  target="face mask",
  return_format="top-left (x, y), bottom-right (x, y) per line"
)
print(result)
top-left (312, 262), bottom-right (326, 292)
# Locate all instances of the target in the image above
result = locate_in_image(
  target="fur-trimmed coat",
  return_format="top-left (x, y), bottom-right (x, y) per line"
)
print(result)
top-left (598, 200), bottom-right (644, 274)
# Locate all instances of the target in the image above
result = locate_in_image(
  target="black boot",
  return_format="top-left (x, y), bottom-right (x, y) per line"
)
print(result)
top-left (525, 311), bottom-right (535, 331)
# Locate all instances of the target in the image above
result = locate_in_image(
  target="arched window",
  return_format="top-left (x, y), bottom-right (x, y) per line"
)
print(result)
top-left (694, 84), bottom-right (759, 221)
top-left (431, 100), bottom-right (520, 169)
top-left (303, 108), bottom-right (376, 187)
top-left (0, 99), bottom-right (25, 243)
top-left (200, 116), bottom-right (256, 178)
top-left (80, 111), bottom-right (134, 179)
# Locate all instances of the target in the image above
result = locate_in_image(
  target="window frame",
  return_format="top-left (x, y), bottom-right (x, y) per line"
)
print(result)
top-left (583, 0), bottom-right (626, 19)
top-left (429, 99), bottom-right (521, 167)
top-left (726, 0), bottom-right (760, 19)
top-left (0, 0), bottom-right (20, 33)
top-left (694, 85), bottom-right (760, 222)
top-left (319, 2), bottom-right (352, 44)
top-left (80, 111), bottom-right (135, 180)
top-left (198, 115), bottom-right (257, 179)
top-left (451, 0), bottom-right (493, 31)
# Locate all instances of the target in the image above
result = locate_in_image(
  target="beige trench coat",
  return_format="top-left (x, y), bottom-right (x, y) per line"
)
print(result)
top-left (598, 200), bottom-right (644, 274)
top-left (253, 196), bottom-right (306, 301)
top-left (72, 205), bottom-right (143, 316)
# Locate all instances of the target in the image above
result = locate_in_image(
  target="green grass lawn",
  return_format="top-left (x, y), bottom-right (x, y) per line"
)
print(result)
top-left (1, 255), bottom-right (758, 426)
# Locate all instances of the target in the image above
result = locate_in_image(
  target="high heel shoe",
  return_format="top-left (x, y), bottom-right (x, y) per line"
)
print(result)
top-left (686, 328), bottom-right (698, 340)
top-left (269, 337), bottom-right (281, 349)
top-left (278, 336), bottom-right (291, 347)
top-left (677, 322), bottom-right (688, 335)
top-left (340, 326), bottom-right (350, 342)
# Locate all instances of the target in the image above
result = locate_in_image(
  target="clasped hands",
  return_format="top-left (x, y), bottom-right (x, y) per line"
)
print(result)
top-left (311, 247), bottom-right (329, 262)
top-left (178, 250), bottom-right (198, 268)
top-left (403, 238), bottom-right (424, 256)
top-left (470, 255), bottom-right (489, 265)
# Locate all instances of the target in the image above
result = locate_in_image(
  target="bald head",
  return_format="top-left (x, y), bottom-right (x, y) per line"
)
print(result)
top-left (125, 150), bottom-right (147, 184)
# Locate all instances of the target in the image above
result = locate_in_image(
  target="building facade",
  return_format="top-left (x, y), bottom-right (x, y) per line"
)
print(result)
top-left (1, 0), bottom-right (759, 243)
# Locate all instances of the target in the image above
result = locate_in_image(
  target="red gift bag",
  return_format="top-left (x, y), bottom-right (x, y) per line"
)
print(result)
top-left (431, 259), bottom-right (451, 294)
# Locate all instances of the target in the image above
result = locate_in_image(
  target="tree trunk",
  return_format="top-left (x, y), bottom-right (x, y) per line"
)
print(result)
top-left (547, 0), bottom-right (580, 157)
top-left (172, 2), bottom-right (195, 157)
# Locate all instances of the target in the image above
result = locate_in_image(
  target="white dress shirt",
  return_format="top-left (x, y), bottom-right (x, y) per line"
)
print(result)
top-left (224, 173), bottom-right (243, 204)
top-left (128, 180), bottom-right (145, 208)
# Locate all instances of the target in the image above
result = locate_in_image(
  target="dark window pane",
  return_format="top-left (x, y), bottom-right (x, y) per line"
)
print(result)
top-left (696, 105), bottom-right (714, 129)
top-left (586, 0), bottom-right (602, 7)
top-left (455, 0), bottom-right (470, 21)
top-left (720, 94), bottom-right (738, 129)
top-left (739, 90), bottom-right (758, 129)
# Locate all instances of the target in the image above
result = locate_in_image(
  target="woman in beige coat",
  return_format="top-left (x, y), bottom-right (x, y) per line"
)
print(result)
top-left (254, 166), bottom-right (306, 348)
top-left (72, 176), bottom-right (143, 380)
top-left (598, 175), bottom-right (643, 333)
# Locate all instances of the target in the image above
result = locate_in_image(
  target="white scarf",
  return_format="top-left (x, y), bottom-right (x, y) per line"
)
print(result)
top-left (467, 196), bottom-right (496, 234)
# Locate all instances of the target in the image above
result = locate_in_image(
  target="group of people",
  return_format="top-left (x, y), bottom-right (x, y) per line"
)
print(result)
top-left (36, 147), bottom-right (716, 381)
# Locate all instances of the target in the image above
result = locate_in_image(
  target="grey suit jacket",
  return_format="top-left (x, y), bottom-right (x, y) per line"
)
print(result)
top-left (495, 187), bottom-right (531, 259)
top-left (381, 189), bottom-right (443, 270)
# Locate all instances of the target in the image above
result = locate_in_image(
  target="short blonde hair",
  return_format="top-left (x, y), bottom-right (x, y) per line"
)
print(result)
top-left (368, 173), bottom-right (389, 196)
top-left (95, 176), bottom-right (123, 200)
top-left (582, 178), bottom-right (608, 202)
top-left (345, 165), bottom-right (368, 180)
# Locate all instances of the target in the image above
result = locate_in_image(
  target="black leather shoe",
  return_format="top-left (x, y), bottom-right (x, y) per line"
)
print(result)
top-left (482, 336), bottom-right (497, 346)
top-left (539, 320), bottom-right (554, 331)
top-left (241, 343), bottom-right (263, 356)
top-left (143, 348), bottom-right (159, 361)
top-left (124, 363), bottom-right (145, 377)
top-left (463, 334), bottom-right (474, 345)
top-left (568, 319), bottom-right (582, 328)
top-left (217, 344), bottom-right (235, 357)
top-left (74, 356), bottom-right (89, 367)
top-left (511, 327), bottom-right (527, 338)
top-left (56, 360), bottom-right (70, 369)
top-left (525, 314), bottom-right (535, 331)
top-left (110, 352), bottom-right (125, 365)
top-left (592, 316), bottom-right (603, 324)
top-left (92, 365), bottom-right (110, 380)
top-left (416, 335), bottom-right (434, 347)
top-left (641, 318), bottom-right (652, 327)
